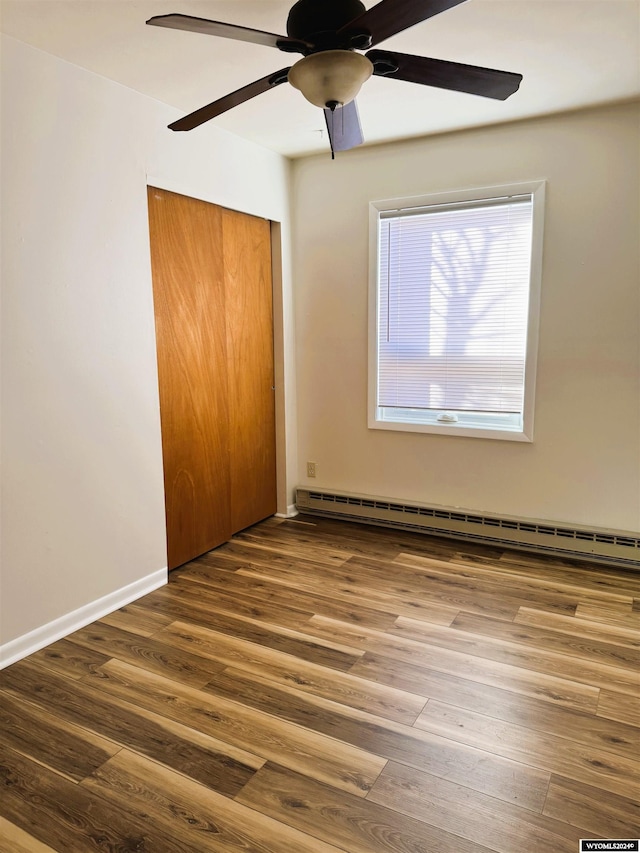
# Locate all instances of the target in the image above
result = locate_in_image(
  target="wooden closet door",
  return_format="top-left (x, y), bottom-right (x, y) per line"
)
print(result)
top-left (148, 189), bottom-right (277, 569)
top-left (222, 208), bottom-right (277, 533)
top-left (147, 187), bottom-right (231, 569)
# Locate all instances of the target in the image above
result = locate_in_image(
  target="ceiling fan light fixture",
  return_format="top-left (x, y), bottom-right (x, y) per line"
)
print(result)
top-left (288, 50), bottom-right (373, 109)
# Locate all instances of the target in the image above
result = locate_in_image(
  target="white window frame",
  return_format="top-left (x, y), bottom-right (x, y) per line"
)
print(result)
top-left (368, 180), bottom-right (545, 442)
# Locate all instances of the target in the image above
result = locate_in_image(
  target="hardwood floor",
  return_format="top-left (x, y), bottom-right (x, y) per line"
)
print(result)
top-left (1, 516), bottom-right (639, 852)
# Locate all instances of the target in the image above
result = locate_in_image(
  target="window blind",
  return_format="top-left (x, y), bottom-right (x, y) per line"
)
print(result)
top-left (377, 195), bottom-right (533, 414)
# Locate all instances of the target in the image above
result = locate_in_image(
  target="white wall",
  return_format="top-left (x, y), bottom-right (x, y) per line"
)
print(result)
top-left (0, 35), bottom-right (296, 655)
top-left (292, 102), bottom-right (640, 533)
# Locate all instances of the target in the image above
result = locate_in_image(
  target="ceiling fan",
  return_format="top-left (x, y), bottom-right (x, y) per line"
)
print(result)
top-left (147, 0), bottom-right (523, 156)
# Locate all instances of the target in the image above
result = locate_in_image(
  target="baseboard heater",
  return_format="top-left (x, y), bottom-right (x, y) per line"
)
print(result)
top-left (296, 488), bottom-right (640, 569)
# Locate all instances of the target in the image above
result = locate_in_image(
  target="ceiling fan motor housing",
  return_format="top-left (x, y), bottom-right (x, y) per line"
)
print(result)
top-left (286, 0), bottom-right (367, 45)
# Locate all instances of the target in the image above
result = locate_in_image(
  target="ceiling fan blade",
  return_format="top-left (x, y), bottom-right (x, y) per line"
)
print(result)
top-left (168, 69), bottom-right (292, 131)
top-left (367, 49), bottom-right (522, 99)
top-left (338, 0), bottom-right (468, 48)
top-left (324, 100), bottom-right (365, 156)
top-left (146, 14), bottom-right (309, 52)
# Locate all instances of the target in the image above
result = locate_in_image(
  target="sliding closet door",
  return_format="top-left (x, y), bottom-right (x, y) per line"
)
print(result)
top-left (148, 187), bottom-right (277, 569)
top-left (148, 187), bottom-right (231, 569)
top-left (222, 208), bottom-right (277, 533)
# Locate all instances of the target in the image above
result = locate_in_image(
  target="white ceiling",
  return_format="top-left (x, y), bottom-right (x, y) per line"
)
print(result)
top-left (2, 0), bottom-right (639, 157)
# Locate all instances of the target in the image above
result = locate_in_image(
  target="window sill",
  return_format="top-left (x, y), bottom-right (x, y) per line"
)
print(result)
top-left (369, 410), bottom-right (533, 442)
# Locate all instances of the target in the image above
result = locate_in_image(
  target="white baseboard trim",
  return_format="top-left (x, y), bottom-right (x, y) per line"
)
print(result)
top-left (275, 505), bottom-right (299, 519)
top-left (0, 568), bottom-right (167, 670)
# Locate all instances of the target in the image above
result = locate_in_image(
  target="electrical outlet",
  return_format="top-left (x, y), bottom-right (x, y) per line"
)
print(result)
top-left (307, 461), bottom-right (317, 478)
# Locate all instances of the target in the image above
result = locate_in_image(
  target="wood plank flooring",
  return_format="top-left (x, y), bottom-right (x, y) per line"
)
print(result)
top-left (1, 516), bottom-right (639, 852)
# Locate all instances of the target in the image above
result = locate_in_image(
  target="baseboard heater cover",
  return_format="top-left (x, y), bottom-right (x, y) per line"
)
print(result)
top-left (296, 489), bottom-right (640, 568)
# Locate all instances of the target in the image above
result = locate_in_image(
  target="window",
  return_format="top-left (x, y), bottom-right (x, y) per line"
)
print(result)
top-left (369, 181), bottom-right (545, 441)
